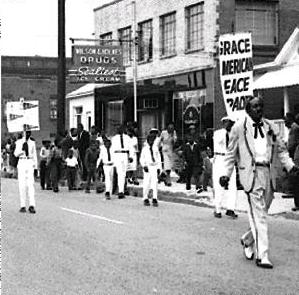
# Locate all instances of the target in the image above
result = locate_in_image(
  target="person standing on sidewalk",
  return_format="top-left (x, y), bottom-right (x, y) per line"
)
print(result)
top-left (65, 149), bottom-right (79, 191)
top-left (77, 123), bottom-right (90, 181)
top-left (220, 96), bottom-right (299, 269)
top-left (14, 130), bottom-right (37, 213)
top-left (140, 133), bottom-right (162, 207)
top-left (39, 139), bottom-right (51, 190)
top-left (213, 116), bottom-right (238, 219)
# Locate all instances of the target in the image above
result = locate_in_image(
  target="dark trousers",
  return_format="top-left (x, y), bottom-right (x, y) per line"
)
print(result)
top-left (185, 165), bottom-right (202, 190)
top-left (40, 160), bottom-right (51, 189)
top-left (66, 166), bottom-right (77, 190)
top-left (290, 174), bottom-right (299, 207)
top-left (86, 168), bottom-right (97, 190)
top-left (49, 160), bottom-right (61, 191)
top-left (203, 172), bottom-right (212, 189)
top-left (80, 152), bottom-right (88, 181)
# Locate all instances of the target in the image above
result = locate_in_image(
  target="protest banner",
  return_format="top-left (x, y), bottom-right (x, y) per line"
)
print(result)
top-left (219, 32), bottom-right (253, 120)
top-left (6, 98), bottom-right (40, 133)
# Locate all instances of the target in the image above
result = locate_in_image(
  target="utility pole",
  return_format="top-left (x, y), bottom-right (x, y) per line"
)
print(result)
top-left (57, 0), bottom-right (66, 135)
top-left (132, 0), bottom-right (138, 122)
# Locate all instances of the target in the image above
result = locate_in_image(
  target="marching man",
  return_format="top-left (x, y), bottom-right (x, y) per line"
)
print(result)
top-left (97, 139), bottom-right (114, 200)
top-left (140, 133), bottom-right (162, 207)
top-left (213, 116), bottom-right (238, 219)
top-left (14, 130), bottom-right (38, 213)
top-left (111, 125), bottom-right (134, 199)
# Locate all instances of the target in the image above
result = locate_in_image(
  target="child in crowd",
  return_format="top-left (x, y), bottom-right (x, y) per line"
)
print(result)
top-left (65, 149), bottom-right (78, 191)
top-left (127, 127), bottom-right (139, 185)
top-left (97, 139), bottom-right (114, 199)
top-left (84, 140), bottom-right (100, 193)
top-left (140, 133), bottom-right (162, 207)
top-left (71, 140), bottom-right (82, 189)
top-left (40, 139), bottom-right (51, 190)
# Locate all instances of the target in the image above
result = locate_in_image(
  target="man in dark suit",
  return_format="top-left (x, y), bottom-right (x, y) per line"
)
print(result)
top-left (77, 123), bottom-right (90, 181)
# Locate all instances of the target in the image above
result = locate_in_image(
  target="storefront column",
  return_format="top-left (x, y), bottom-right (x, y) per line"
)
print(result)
top-left (283, 87), bottom-right (290, 115)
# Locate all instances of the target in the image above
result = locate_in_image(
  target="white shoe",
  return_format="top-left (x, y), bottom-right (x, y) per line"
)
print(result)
top-left (256, 256), bottom-right (273, 269)
top-left (241, 239), bottom-right (254, 260)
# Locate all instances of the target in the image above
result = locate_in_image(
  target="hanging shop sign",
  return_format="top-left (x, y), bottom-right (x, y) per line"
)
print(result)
top-left (6, 98), bottom-right (40, 133)
top-left (219, 32), bottom-right (253, 120)
top-left (69, 45), bottom-right (125, 84)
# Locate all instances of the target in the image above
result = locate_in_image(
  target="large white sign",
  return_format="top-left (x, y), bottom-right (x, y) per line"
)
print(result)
top-left (219, 32), bottom-right (253, 120)
top-left (6, 98), bottom-right (40, 133)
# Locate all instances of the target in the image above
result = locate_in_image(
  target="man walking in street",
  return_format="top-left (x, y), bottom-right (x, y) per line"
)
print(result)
top-left (77, 123), bottom-right (90, 181)
top-left (220, 97), bottom-right (299, 269)
top-left (14, 130), bottom-right (38, 213)
top-left (213, 116), bottom-right (238, 219)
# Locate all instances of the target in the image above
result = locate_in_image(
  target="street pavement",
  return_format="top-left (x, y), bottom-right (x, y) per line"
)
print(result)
top-left (1, 178), bottom-right (299, 295)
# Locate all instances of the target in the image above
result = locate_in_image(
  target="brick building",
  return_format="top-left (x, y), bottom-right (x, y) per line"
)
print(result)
top-left (67, 0), bottom-right (299, 139)
top-left (1, 56), bottom-right (77, 150)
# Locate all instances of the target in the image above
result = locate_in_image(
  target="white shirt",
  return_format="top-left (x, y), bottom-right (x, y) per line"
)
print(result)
top-left (213, 128), bottom-right (229, 154)
top-left (111, 133), bottom-right (134, 157)
top-left (14, 137), bottom-right (38, 168)
top-left (65, 157), bottom-right (78, 167)
top-left (40, 147), bottom-right (50, 160)
top-left (140, 143), bottom-right (162, 169)
top-left (97, 146), bottom-right (114, 166)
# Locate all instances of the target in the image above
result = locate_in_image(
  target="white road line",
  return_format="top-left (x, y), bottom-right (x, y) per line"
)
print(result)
top-left (61, 207), bottom-right (125, 225)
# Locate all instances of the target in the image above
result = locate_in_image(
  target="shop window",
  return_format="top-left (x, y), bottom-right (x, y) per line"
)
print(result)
top-left (118, 26), bottom-right (132, 66)
top-left (100, 32), bottom-right (113, 46)
top-left (138, 19), bottom-right (153, 62)
top-left (143, 98), bottom-right (158, 109)
top-left (235, 1), bottom-right (278, 46)
top-left (50, 96), bottom-right (57, 120)
top-left (160, 12), bottom-right (176, 57)
top-left (185, 2), bottom-right (204, 52)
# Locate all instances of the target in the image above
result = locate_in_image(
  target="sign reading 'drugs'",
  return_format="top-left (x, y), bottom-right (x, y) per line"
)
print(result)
top-left (69, 45), bottom-right (125, 84)
top-left (219, 32), bottom-right (253, 120)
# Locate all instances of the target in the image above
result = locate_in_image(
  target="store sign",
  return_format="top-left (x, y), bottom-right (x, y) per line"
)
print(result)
top-left (219, 32), bottom-right (253, 120)
top-left (69, 45), bottom-right (125, 84)
top-left (6, 98), bottom-right (40, 132)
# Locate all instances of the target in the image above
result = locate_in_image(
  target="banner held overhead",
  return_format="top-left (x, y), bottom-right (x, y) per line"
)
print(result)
top-left (219, 32), bottom-right (253, 120)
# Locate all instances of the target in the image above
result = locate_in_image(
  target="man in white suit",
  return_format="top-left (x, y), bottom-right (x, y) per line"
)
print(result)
top-left (213, 116), bottom-right (238, 219)
top-left (220, 97), bottom-right (299, 269)
top-left (14, 130), bottom-right (38, 213)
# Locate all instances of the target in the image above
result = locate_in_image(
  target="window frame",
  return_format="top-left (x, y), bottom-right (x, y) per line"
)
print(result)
top-left (160, 11), bottom-right (177, 58)
top-left (118, 26), bottom-right (132, 66)
top-left (138, 19), bottom-right (153, 63)
top-left (49, 96), bottom-right (57, 120)
top-left (100, 32), bottom-right (113, 46)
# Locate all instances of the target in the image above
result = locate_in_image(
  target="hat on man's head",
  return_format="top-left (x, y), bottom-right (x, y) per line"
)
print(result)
top-left (188, 124), bottom-right (196, 129)
top-left (149, 128), bottom-right (159, 134)
top-left (221, 116), bottom-right (235, 122)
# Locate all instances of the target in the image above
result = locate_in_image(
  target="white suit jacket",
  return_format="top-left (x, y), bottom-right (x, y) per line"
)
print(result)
top-left (14, 138), bottom-right (38, 169)
top-left (223, 115), bottom-right (294, 193)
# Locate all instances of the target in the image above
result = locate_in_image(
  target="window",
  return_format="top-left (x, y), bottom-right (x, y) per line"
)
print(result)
top-left (100, 32), bottom-right (113, 46)
top-left (74, 106), bottom-right (83, 127)
top-left (235, 1), bottom-right (278, 46)
top-left (118, 26), bottom-right (132, 66)
top-left (138, 20), bottom-right (153, 62)
top-left (160, 12), bottom-right (176, 57)
top-left (186, 2), bottom-right (204, 51)
top-left (143, 98), bottom-right (158, 109)
top-left (50, 97), bottom-right (57, 120)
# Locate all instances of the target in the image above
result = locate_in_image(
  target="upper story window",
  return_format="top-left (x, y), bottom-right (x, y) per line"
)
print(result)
top-left (138, 19), bottom-right (153, 62)
top-left (100, 32), bottom-right (113, 46)
top-left (186, 2), bottom-right (204, 52)
top-left (118, 26), bottom-right (132, 66)
top-left (235, 1), bottom-right (278, 46)
top-left (160, 12), bottom-right (176, 57)
top-left (50, 96), bottom-right (57, 120)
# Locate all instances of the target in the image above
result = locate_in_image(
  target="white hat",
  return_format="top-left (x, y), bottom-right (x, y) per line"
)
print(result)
top-left (149, 128), bottom-right (159, 133)
top-left (221, 116), bottom-right (235, 122)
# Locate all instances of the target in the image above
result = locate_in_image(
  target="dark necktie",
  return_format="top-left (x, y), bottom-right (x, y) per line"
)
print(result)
top-left (107, 147), bottom-right (111, 161)
top-left (253, 122), bottom-right (264, 139)
top-left (120, 134), bottom-right (124, 148)
top-left (226, 132), bottom-right (229, 149)
top-left (150, 145), bottom-right (155, 162)
top-left (23, 141), bottom-right (29, 156)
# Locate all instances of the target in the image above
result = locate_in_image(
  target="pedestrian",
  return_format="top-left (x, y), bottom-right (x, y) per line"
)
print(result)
top-left (220, 96), bottom-right (299, 269)
top-left (39, 139), bottom-right (51, 190)
top-left (65, 149), bottom-right (78, 191)
top-left (77, 123), bottom-right (90, 181)
top-left (47, 138), bottom-right (63, 193)
top-left (126, 126), bottom-right (139, 185)
top-left (111, 125), bottom-right (133, 199)
top-left (213, 116), bottom-right (238, 219)
top-left (71, 140), bottom-right (83, 190)
top-left (182, 134), bottom-right (204, 193)
top-left (97, 139), bottom-right (114, 200)
top-left (84, 140), bottom-right (100, 193)
top-left (96, 129), bottom-right (109, 182)
top-left (140, 133), bottom-right (162, 207)
top-left (8, 135), bottom-right (18, 178)
top-left (14, 130), bottom-right (37, 213)
top-left (291, 113), bottom-right (299, 211)
top-left (160, 123), bottom-right (177, 186)
top-left (202, 147), bottom-right (213, 191)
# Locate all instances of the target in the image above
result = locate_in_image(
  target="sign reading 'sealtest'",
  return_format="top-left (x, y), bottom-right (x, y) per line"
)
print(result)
top-left (69, 45), bottom-right (125, 84)
top-left (219, 32), bottom-right (253, 120)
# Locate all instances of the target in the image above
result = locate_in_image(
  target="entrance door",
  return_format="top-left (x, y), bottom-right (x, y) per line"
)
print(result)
top-left (139, 112), bottom-right (159, 143)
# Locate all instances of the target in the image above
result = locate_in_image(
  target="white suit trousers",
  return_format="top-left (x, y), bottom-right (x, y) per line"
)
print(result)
top-left (103, 165), bottom-right (114, 194)
top-left (213, 156), bottom-right (237, 212)
top-left (143, 166), bottom-right (158, 200)
top-left (114, 154), bottom-right (128, 193)
top-left (17, 159), bottom-right (35, 208)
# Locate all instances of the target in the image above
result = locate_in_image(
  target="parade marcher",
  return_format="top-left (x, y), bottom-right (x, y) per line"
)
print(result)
top-left (84, 140), bottom-right (100, 193)
top-left (97, 139), bottom-right (114, 199)
top-left (39, 139), bottom-right (51, 190)
top-left (140, 133), bottom-right (162, 207)
top-left (182, 134), bottom-right (203, 193)
top-left (111, 125), bottom-right (134, 199)
top-left (213, 116), bottom-right (238, 219)
top-left (220, 96), bottom-right (299, 269)
top-left (126, 127), bottom-right (139, 185)
top-left (160, 123), bottom-right (177, 186)
top-left (65, 149), bottom-right (79, 191)
top-left (77, 123), bottom-right (90, 181)
top-left (14, 130), bottom-right (37, 213)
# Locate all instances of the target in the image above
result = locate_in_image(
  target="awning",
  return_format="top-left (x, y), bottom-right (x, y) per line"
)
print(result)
top-left (254, 64), bottom-right (299, 89)
top-left (66, 83), bottom-right (113, 99)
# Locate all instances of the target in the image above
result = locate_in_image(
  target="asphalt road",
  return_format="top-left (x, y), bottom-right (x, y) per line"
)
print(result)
top-left (1, 178), bottom-right (299, 295)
